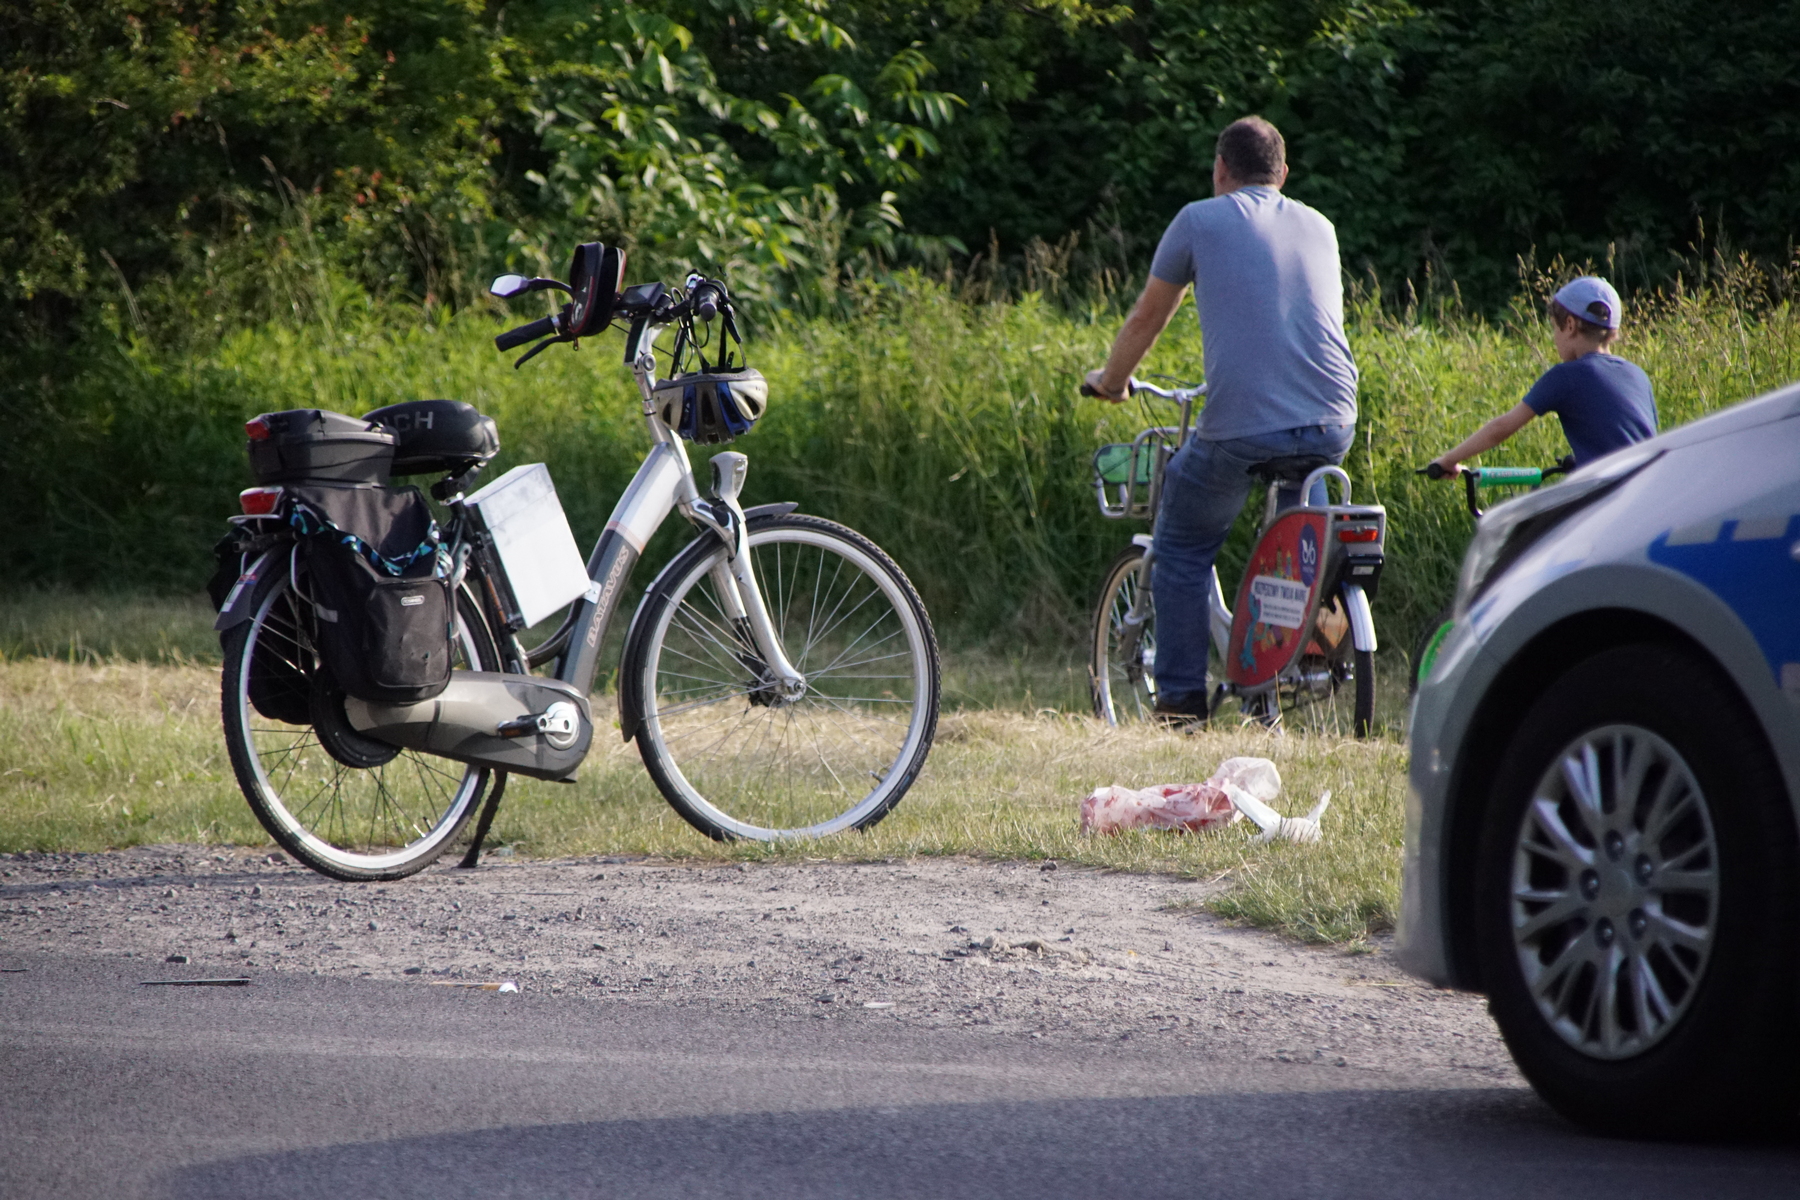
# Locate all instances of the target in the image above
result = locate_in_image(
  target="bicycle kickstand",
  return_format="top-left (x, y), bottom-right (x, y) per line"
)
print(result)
top-left (457, 771), bottom-right (511, 869)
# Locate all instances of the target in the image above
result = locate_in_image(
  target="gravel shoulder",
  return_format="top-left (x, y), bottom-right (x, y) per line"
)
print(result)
top-left (0, 845), bottom-right (1518, 1086)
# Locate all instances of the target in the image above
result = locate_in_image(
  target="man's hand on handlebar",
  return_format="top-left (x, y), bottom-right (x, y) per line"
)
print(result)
top-left (1081, 369), bottom-right (1129, 403)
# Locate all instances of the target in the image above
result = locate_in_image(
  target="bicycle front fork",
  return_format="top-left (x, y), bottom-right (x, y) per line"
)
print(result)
top-left (693, 452), bottom-right (807, 702)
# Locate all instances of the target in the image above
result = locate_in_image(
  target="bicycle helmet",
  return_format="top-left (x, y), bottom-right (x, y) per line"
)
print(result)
top-left (652, 368), bottom-right (769, 444)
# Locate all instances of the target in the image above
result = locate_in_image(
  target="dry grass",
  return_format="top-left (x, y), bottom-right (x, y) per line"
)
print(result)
top-left (0, 657), bottom-right (1405, 943)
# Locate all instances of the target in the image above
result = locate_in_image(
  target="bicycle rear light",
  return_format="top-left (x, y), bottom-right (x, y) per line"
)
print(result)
top-left (239, 485), bottom-right (283, 516)
top-left (1336, 526), bottom-right (1380, 543)
top-left (245, 416), bottom-right (273, 441)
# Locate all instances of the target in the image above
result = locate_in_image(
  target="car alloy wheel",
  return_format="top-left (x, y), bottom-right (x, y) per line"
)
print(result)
top-left (1509, 724), bottom-right (1717, 1060)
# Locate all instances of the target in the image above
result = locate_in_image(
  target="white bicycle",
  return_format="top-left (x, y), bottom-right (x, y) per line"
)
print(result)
top-left (213, 242), bottom-right (941, 879)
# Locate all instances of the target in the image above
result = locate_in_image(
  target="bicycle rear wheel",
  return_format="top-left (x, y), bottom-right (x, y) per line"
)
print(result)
top-left (1271, 588), bottom-right (1374, 738)
top-left (1090, 545), bottom-right (1159, 725)
top-left (221, 558), bottom-right (501, 880)
top-left (624, 514), bottom-right (940, 840)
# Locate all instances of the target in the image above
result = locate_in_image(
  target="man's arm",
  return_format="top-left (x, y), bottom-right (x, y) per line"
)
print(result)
top-left (1084, 276), bottom-right (1188, 401)
top-left (1431, 403), bottom-right (1536, 473)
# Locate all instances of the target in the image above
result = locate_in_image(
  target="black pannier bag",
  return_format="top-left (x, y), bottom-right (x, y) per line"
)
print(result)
top-left (249, 595), bottom-right (314, 724)
top-left (288, 483), bottom-right (454, 704)
top-left (209, 530), bottom-right (312, 724)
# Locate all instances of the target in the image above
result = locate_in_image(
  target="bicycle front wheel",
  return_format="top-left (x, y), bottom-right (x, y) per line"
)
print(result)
top-left (221, 560), bottom-right (501, 880)
top-left (625, 514), bottom-right (940, 840)
top-left (1091, 545), bottom-right (1158, 725)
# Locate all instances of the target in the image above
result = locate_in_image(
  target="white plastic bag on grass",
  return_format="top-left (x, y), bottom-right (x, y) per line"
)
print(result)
top-left (1210, 757), bottom-right (1282, 804)
top-left (1223, 784), bottom-right (1333, 844)
top-left (1079, 756), bottom-right (1329, 841)
top-left (1204, 756), bottom-right (1332, 842)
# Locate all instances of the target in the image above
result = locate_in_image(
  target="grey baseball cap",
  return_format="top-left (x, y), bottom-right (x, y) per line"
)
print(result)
top-left (1552, 275), bottom-right (1622, 330)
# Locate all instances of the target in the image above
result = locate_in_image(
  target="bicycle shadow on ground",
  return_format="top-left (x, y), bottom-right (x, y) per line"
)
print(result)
top-left (161, 1086), bottom-right (1800, 1200)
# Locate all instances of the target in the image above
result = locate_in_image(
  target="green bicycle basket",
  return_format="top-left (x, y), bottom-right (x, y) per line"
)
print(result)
top-left (1093, 443), bottom-right (1154, 487)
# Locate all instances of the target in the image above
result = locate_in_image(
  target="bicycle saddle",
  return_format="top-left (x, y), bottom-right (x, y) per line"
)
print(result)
top-left (1248, 455), bottom-right (1335, 483)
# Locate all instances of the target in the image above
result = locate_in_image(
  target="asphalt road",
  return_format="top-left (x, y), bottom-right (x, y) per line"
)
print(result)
top-left (6, 954), bottom-right (1800, 1199)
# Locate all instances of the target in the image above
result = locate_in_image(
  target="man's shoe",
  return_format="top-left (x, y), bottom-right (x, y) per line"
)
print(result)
top-left (1151, 694), bottom-right (1210, 731)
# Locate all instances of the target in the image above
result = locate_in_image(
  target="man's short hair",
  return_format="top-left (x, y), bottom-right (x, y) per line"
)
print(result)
top-left (1215, 117), bottom-right (1286, 185)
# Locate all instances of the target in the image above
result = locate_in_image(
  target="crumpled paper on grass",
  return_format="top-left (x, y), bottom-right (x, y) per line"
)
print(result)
top-left (1079, 756), bottom-right (1331, 843)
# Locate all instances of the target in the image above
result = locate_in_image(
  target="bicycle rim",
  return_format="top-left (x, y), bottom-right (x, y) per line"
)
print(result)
top-left (1091, 547), bottom-right (1156, 726)
top-left (223, 571), bottom-right (493, 880)
top-left (633, 517), bottom-right (939, 839)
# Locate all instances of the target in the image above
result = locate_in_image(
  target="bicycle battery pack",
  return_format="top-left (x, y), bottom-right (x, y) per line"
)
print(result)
top-left (466, 464), bottom-right (592, 630)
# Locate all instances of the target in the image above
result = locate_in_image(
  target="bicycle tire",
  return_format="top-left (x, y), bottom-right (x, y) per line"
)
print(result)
top-left (624, 513), bottom-right (940, 840)
top-left (221, 557), bottom-right (502, 881)
top-left (1090, 545), bottom-right (1159, 725)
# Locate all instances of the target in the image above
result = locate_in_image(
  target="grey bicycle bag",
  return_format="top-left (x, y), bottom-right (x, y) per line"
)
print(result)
top-left (289, 483), bottom-right (454, 704)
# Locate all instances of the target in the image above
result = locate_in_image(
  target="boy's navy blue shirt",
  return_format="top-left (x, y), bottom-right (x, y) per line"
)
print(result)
top-left (1522, 353), bottom-right (1657, 465)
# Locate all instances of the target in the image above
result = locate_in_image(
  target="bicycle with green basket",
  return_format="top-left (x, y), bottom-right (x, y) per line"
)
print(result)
top-left (1408, 456), bottom-right (1574, 689)
top-left (1087, 377), bottom-right (1387, 737)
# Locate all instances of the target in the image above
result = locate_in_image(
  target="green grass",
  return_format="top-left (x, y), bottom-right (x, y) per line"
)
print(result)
top-left (0, 656), bottom-right (1404, 945)
top-left (0, 589), bottom-right (220, 665)
top-left (7, 267), bottom-right (1797, 946)
top-left (11, 266), bottom-right (1799, 656)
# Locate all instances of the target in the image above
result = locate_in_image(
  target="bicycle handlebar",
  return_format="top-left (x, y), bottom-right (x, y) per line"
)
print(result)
top-left (1416, 455), bottom-right (1575, 518)
top-left (495, 314), bottom-right (560, 351)
top-left (494, 272), bottom-right (737, 370)
top-left (1080, 376), bottom-right (1207, 402)
top-left (1415, 456), bottom-right (1575, 486)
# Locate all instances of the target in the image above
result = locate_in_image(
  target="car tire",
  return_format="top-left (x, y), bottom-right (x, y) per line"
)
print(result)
top-left (1474, 643), bottom-right (1800, 1137)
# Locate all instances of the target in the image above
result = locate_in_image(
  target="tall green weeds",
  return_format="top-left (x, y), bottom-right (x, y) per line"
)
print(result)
top-left (7, 268), bottom-right (1799, 655)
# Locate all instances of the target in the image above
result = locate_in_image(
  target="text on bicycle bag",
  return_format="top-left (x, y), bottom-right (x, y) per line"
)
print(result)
top-left (289, 484), bottom-right (454, 703)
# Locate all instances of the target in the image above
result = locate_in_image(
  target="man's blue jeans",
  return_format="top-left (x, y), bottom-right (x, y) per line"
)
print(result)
top-left (1150, 423), bottom-right (1356, 708)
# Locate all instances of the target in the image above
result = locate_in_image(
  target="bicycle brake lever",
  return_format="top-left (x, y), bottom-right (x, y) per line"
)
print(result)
top-left (512, 336), bottom-right (568, 369)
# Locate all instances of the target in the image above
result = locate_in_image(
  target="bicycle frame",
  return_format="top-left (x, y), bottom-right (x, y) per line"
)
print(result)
top-left (215, 309), bottom-right (803, 781)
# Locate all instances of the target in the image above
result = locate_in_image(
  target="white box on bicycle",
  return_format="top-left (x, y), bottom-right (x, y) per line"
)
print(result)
top-left (466, 463), bottom-right (590, 628)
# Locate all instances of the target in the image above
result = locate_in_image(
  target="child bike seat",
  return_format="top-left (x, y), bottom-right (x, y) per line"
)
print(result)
top-left (1248, 454), bottom-right (1335, 483)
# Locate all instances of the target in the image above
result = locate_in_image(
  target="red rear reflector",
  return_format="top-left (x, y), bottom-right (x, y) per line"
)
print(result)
top-left (239, 486), bottom-right (283, 516)
top-left (245, 416), bottom-right (272, 441)
top-left (1337, 527), bottom-right (1380, 542)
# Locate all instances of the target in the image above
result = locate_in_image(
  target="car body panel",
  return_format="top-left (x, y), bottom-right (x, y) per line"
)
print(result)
top-left (1399, 381), bottom-right (1800, 989)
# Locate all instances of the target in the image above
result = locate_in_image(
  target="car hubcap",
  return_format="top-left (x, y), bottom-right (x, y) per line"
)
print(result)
top-left (1510, 724), bottom-right (1718, 1060)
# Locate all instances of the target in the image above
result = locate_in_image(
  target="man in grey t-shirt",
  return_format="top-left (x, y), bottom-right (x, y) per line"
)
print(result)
top-left (1084, 115), bottom-right (1358, 721)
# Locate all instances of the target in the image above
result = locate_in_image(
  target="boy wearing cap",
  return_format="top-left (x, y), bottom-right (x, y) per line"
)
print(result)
top-left (1430, 276), bottom-right (1656, 474)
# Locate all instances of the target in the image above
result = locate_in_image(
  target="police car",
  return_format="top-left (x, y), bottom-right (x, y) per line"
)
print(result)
top-left (1400, 379), bottom-right (1800, 1136)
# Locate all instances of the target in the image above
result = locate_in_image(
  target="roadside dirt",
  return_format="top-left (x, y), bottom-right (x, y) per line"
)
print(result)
top-left (0, 846), bottom-right (1519, 1085)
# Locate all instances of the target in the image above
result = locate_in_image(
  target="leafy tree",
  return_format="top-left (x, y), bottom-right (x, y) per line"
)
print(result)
top-left (514, 2), bottom-right (962, 304)
top-left (1, 0), bottom-right (517, 333)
